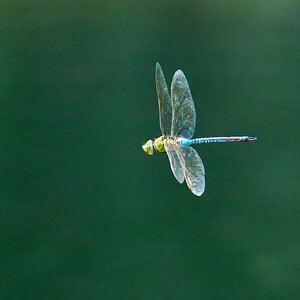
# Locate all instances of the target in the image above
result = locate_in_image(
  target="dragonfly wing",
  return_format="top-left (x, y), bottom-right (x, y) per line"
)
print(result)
top-left (178, 146), bottom-right (205, 196)
top-left (165, 142), bottom-right (185, 183)
top-left (171, 69), bottom-right (196, 138)
top-left (156, 63), bottom-right (172, 136)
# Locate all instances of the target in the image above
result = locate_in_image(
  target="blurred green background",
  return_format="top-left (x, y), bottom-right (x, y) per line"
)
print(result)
top-left (1, 1), bottom-right (300, 299)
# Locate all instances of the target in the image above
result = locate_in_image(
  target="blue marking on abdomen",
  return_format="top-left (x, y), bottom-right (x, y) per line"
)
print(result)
top-left (179, 139), bottom-right (190, 147)
top-left (180, 138), bottom-right (228, 146)
top-left (192, 138), bottom-right (225, 144)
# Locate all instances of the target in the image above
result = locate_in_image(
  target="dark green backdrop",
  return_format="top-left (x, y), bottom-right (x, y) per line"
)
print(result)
top-left (1, 1), bottom-right (300, 299)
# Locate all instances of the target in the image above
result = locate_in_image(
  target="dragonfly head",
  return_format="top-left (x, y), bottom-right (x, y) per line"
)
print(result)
top-left (142, 136), bottom-right (166, 155)
top-left (153, 136), bottom-right (165, 153)
top-left (142, 139), bottom-right (154, 155)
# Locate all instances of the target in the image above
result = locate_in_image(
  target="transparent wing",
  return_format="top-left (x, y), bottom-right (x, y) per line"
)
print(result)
top-left (171, 70), bottom-right (196, 138)
top-left (156, 63), bottom-right (172, 136)
top-left (178, 146), bottom-right (205, 196)
top-left (165, 141), bottom-right (185, 184)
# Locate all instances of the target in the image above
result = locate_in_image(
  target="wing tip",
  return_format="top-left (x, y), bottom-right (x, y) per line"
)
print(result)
top-left (155, 63), bottom-right (164, 80)
top-left (172, 69), bottom-right (187, 84)
top-left (193, 189), bottom-right (205, 197)
top-left (174, 69), bottom-right (184, 76)
top-left (156, 62), bottom-right (162, 72)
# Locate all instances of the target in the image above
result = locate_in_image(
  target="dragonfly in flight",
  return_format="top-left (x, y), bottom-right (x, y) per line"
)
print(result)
top-left (142, 63), bottom-right (257, 196)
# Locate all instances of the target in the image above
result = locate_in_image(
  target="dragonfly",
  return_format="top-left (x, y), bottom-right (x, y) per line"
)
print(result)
top-left (142, 63), bottom-right (257, 196)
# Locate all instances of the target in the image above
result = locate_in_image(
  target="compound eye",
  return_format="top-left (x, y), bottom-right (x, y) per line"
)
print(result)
top-left (142, 140), bottom-right (154, 155)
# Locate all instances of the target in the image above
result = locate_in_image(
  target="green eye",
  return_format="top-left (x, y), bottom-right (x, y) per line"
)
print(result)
top-left (142, 140), bottom-right (154, 155)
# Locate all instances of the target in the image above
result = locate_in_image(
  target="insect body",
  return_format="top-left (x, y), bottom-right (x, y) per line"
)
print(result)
top-left (142, 63), bottom-right (256, 196)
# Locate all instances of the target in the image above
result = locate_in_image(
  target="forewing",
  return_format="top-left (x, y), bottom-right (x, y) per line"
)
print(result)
top-left (165, 141), bottom-right (185, 184)
top-left (156, 63), bottom-right (172, 136)
top-left (171, 70), bottom-right (196, 138)
top-left (179, 146), bottom-right (205, 196)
